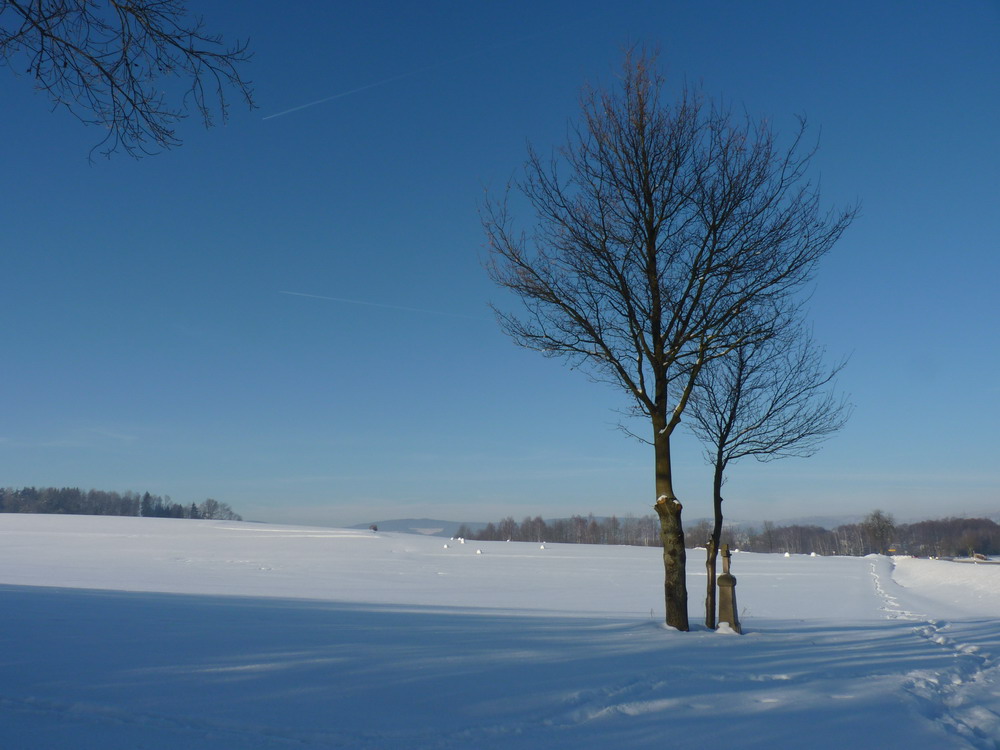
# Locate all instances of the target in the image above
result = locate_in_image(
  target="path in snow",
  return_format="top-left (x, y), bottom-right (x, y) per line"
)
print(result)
top-left (870, 556), bottom-right (1000, 749)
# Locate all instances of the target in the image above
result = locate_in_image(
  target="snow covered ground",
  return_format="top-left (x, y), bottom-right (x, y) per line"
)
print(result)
top-left (1, 515), bottom-right (998, 749)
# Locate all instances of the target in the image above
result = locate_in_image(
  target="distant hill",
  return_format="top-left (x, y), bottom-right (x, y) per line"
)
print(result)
top-left (349, 518), bottom-right (486, 538)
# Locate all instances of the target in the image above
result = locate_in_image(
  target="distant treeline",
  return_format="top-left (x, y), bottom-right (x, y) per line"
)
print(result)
top-left (0, 487), bottom-right (242, 521)
top-left (463, 513), bottom-right (1000, 558)
top-left (736, 516), bottom-right (1000, 557)
top-left (459, 515), bottom-right (662, 547)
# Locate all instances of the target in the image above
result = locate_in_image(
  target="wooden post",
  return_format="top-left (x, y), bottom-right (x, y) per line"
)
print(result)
top-left (717, 544), bottom-right (742, 634)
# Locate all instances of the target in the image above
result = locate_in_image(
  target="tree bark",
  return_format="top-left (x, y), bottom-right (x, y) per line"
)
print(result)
top-left (653, 430), bottom-right (689, 631)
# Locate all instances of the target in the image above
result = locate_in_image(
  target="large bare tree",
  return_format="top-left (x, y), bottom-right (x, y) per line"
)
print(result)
top-left (483, 53), bottom-right (853, 630)
top-left (484, 51), bottom-right (855, 630)
top-left (686, 323), bottom-right (851, 629)
top-left (1, 0), bottom-right (254, 157)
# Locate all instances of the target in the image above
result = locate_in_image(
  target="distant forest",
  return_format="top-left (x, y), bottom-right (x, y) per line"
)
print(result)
top-left (461, 513), bottom-right (1000, 558)
top-left (0, 487), bottom-right (242, 521)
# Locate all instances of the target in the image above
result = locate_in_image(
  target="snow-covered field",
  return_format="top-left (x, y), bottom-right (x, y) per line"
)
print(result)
top-left (1, 515), bottom-right (998, 749)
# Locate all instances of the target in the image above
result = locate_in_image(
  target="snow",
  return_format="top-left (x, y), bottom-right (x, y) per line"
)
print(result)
top-left (890, 556), bottom-right (1000, 618)
top-left (2, 515), bottom-right (999, 749)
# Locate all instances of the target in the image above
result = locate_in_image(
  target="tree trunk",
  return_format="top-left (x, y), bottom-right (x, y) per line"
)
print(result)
top-left (653, 429), bottom-right (689, 631)
top-left (705, 539), bottom-right (717, 630)
top-left (705, 463), bottom-right (725, 629)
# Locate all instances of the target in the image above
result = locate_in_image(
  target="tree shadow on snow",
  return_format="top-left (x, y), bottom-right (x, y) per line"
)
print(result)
top-left (1, 584), bottom-right (985, 750)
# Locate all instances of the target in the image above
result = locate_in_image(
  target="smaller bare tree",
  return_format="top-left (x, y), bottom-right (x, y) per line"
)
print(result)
top-left (1, 0), bottom-right (255, 157)
top-left (687, 322), bottom-right (851, 628)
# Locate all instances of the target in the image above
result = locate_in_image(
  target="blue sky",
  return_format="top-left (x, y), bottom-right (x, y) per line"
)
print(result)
top-left (2, 0), bottom-right (998, 527)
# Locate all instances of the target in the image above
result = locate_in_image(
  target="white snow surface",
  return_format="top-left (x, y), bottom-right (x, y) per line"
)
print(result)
top-left (2, 515), bottom-right (999, 749)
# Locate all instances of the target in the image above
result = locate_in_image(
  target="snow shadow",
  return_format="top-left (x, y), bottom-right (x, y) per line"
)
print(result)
top-left (0, 584), bottom-right (981, 749)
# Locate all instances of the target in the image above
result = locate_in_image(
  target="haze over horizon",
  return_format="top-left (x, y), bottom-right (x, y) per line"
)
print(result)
top-left (2, 1), bottom-right (998, 528)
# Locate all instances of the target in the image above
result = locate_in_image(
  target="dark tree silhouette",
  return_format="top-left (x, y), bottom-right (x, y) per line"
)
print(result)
top-left (1, 0), bottom-right (254, 157)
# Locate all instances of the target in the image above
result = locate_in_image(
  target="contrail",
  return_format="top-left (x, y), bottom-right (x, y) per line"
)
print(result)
top-left (263, 63), bottom-right (446, 120)
top-left (262, 26), bottom-right (574, 121)
top-left (278, 291), bottom-right (484, 321)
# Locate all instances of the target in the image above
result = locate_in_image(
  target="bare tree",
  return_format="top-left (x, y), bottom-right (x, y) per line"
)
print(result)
top-left (484, 50), bottom-right (855, 630)
top-left (686, 324), bottom-right (851, 628)
top-left (862, 509), bottom-right (895, 555)
top-left (0, 0), bottom-right (254, 157)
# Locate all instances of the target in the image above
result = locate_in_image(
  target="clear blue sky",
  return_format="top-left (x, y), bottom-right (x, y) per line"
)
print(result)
top-left (2, 0), bottom-right (998, 527)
